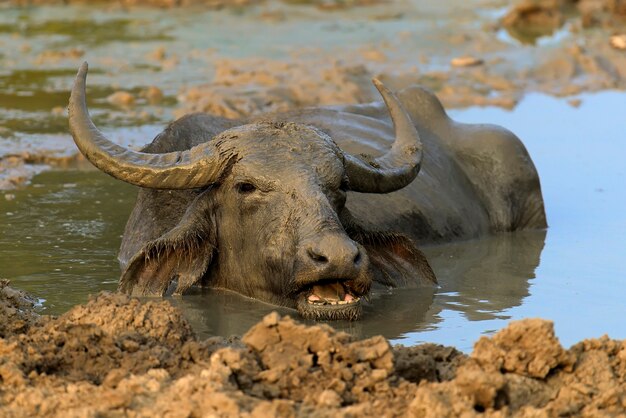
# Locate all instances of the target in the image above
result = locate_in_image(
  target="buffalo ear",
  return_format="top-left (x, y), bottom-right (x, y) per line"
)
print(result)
top-left (119, 189), bottom-right (218, 296)
top-left (341, 210), bottom-right (437, 287)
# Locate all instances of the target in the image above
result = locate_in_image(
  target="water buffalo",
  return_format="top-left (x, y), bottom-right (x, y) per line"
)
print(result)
top-left (68, 62), bottom-right (546, 320)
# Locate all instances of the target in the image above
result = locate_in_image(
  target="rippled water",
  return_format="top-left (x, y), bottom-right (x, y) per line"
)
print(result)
top-left (0, 170), bottom-right (134, 309)
top-left (2, 92), bottom-right (625, 351)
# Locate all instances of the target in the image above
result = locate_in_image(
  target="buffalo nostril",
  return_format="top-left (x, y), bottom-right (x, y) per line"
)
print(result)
top-left (353, 251), bottom-right (362, 265)
top-left (307, 248), bottom-right (328, 264)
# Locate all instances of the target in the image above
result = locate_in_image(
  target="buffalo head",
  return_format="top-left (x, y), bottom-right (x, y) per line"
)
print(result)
top-left (68, 62), bottom-right (436, 321)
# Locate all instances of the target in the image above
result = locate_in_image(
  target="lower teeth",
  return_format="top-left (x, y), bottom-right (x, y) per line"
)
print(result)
top-left (307, 297), bottom-right (360, 305)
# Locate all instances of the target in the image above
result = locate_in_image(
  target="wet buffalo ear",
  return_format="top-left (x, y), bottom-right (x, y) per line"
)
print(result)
top-left (340, 210), bottom-right (437, 287)
top-left (119, 189), bottom-right (218, 296)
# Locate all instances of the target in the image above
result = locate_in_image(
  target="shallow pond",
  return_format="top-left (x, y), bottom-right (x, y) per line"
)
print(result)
top-left (2, 92), bottom-right (624, 351)
top-left (1, 1), bottom-right (625, 351)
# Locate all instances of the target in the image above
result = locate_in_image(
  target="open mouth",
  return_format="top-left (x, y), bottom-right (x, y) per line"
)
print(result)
top-left (296, 280), bottom-right (364, 321)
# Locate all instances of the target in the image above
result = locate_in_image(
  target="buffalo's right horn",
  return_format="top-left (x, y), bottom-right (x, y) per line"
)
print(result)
top-left (343, 79), bottom-right (423, 194)
top-left (69, 62), bottom-right (229, 189)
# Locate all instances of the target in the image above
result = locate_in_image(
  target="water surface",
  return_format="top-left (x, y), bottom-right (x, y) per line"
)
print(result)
top-left (2, 92), bottom-right (624, 351)
top-left (446, 92), bottom-right (626, 350)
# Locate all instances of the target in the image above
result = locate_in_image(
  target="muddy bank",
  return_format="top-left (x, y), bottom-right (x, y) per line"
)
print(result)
top-left (176, 32), bottom-right (626, 119)
top-left (0, 284), bottom-right (624, 417)
top-left (502, 0), bottom-right (626, 40)
top-left (3, 1), bottom-right (626, 189)
top-left (0, 280), bottom-right (41, 337)
top-left (0, 150), bottom-right (88, 190)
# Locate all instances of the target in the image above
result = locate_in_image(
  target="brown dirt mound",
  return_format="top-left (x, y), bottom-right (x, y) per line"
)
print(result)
top-left (0, 152), bottom-right (85, 190)
top-left (502, 0), bottom-right (626, 37)
top-left (177, 59), bottom-right (376, 119)
top-left (175, 42), bottom-right (626, 121)
top-left (0, 279), bottom-right (42, 337)
top-left (502, 0), bottom-right (568, 41)
top-left (411, 319), bottom-right (626, 417)
top-left (0, 289), bottom-right (624, 417)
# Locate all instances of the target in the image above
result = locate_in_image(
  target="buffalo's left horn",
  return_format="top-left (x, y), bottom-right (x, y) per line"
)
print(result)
top-left (69, 62), bottom-right (229, 189)
top-left (343, 79), bottom-right (423, 194)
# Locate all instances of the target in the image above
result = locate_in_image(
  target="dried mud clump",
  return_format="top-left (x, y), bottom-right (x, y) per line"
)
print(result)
top-left (502, 0), bottom-right (626, 39)
top-left (472, 318), bottom-right (575, 379)
top-left (0, 288), bottom-right (625, 417)
top-left (577, 0), bottom-right (626, 28)
top-left (0, 291), bottom-right (458, 417)
top-left (0, 150), bottom-right (87, 190)
top-left (178, 58), bottom-right (375, 119)
top-left (410, 318), bottom-right (626, 417)
top-left (502, 0), bottom-right (569, 42)
top-left (393, 343), bottom-right (465, 383)
top-left (0, 280), bottom-right (41, 337)
top-left (0, 156), bottom-right (47, 190)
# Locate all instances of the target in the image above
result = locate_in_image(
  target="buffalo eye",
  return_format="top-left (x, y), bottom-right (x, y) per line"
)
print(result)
top-left (236, 182), bottom-right (257, 194)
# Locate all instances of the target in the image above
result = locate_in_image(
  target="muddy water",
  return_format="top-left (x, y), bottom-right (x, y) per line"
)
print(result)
top-left (2, 93), bottom-right (624, 351)
top-left (152, 89), bottom-right (626, 353)
top-left (445, 92), bottom-right (626, 350)
top-left (0, 170), bottom-right (135, 309)
top-left (1, 1), bottom-right (625, 351)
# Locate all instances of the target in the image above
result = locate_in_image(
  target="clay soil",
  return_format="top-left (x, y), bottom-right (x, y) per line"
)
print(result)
top-left (0, 282), bottom-right (624, 417)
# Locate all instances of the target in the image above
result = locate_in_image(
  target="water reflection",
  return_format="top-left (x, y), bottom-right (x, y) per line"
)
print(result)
top-left (448, 92), bottom-right (626, 350)
top-left (169, 230), bottom-right (545, 343)
top-left (497, 23), bottom-right (573, 47)
top-left (0, 167), bottom-right (545, 345)
top-left (427, 230), bottom-right (546, 322)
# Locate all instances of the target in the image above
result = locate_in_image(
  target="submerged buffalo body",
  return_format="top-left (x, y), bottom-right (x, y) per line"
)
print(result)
top-left (69, 63), bottom-right (546, 320)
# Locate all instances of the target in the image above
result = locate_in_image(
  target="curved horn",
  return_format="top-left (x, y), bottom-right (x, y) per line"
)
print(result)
top-left (68, 62), bottom-right (228, 189)
top-left (343, 79), bottom-right (423, 193)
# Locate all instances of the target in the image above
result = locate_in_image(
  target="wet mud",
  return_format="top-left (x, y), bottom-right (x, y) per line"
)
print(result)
top-left (3, 1), bottom-right (626, 188)
top-left (0, 284), bottom-right (624, 417)
top-left (0, 280), bottom-right (41, 337)
top-left (502, 0), bottom-right (626, 40)
top-left (176, 37), bottom-right (626, 119)
top-left (0, 150), bottom-right (87, 189)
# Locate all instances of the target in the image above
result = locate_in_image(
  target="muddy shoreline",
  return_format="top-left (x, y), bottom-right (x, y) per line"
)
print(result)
top-left (2, 0), bottom-right (626, 189)
top-left (0, 282), bottom-right (624, 417)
